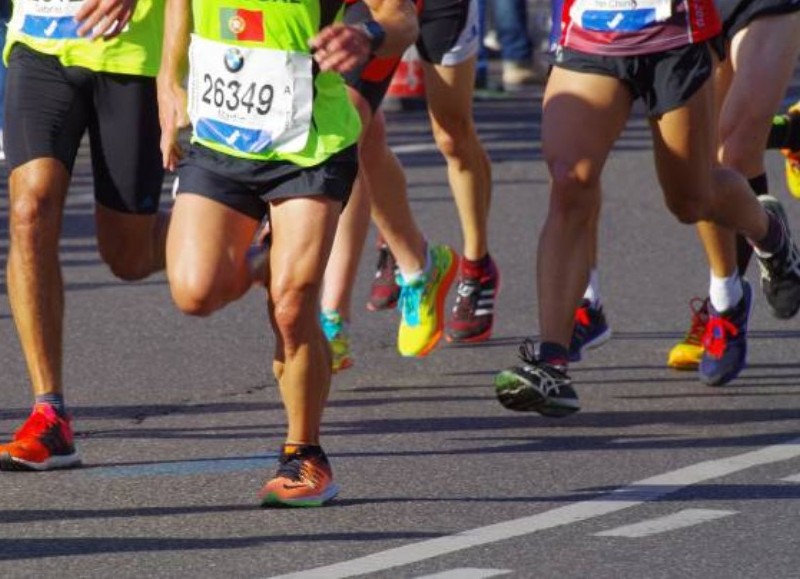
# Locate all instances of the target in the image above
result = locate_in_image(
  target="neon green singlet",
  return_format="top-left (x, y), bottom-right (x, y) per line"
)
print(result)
top-left (5, 0), bottom-right (163, 76)
top-left (188, 0), bottom-right (361, 165)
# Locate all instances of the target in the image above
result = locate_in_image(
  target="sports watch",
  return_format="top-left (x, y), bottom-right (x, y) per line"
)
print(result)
top-left (354, 20), bottom-right (386, 54)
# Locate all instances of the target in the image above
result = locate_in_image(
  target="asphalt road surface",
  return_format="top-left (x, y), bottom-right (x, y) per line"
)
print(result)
top-left (1, 77), bottom-right (800, 579)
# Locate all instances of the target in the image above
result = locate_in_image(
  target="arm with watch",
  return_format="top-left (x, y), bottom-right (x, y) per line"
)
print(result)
top-left (310, 0), bottom-right (418, 73)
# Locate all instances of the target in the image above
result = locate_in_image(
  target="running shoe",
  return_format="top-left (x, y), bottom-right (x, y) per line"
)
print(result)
top-left (259, 444), bottom-right (339, 507)
top-left (0, 403), bottom-right (81, 471)
top-left (699, 280), bottom-right (752, 387)
top-left (667, 297), bottom-right (710, 370)
top-left (367, 244), bottom-right (401, 312)
top-left (783, 101), bottom-right (800, 199)
top-left (755, 196), bottom-right (800, 319)
top-left (445, 256), bottom-right (500, 343)
top-left (569, 299), bottom-right (612, 362)
top-left (320, 310), bottom-right (353, 373)
top-left (396, 244), bottom-right (458, 357)
top-left (494, 339), bottom-right (580, 417)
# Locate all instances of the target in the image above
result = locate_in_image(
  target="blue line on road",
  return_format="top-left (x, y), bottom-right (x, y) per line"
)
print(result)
top-left (84, 454), bottom-right (277, 479)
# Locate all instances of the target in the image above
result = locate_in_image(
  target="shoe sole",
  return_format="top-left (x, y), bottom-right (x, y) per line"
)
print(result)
top-left (400, 247), bottom-right (459, 357)
top-left (0, 451), bottom-right (82, 472)
top-left (494, 370), bottom-right (580, 418)
top-left (260, 483), bottom-right (340, 508)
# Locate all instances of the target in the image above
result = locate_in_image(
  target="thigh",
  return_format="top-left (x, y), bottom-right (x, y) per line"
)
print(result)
top-left (269, 196), bottom-right (342, 294)
top-left (422, 56), bottom-right (476, 130)
top-left (4, 44), bottom-right (89, 173)
top-left (723, 13), bottom-right (800, 130)
top-left (89, 73), bottom-right (165, 214)
top-left (650, 78), bottom-right (716, 202)
top-left (542, 65), bottom-right (631, 181)
top-left (167, 193), bottom-right (260, 291)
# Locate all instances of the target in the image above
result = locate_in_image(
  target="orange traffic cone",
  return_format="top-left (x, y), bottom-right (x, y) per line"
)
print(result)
top-left (386, 46), bottom-right (426, 111)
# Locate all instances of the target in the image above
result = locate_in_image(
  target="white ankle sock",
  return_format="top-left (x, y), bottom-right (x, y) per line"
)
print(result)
top-left (709, 271), bottom-right (743, 313)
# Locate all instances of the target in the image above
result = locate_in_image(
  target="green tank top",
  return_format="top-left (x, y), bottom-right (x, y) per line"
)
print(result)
top-left (188, 0), bottom-right (361, 165)
top-left (5, 0), bottom-right (163, 77)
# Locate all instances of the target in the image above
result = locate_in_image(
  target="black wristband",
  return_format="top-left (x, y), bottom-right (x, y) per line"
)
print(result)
top-left (355, 20), bottom-right (386, 54)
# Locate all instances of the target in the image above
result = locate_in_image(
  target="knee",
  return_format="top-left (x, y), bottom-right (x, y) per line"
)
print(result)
top-left (548, 159), bottom-right (601, 219)
top-left (665, 194), bottom-right (708, 225)
top-left (99, 242), bottom-right (153, 282)
top-left (9, 176), bottom-right (60, 240)
top-left (270, 282), bottom-right (318, 352)
top-left (431, 116), bottom-right (474, 160)
top-left (169, 271), bottom-right (225, 317)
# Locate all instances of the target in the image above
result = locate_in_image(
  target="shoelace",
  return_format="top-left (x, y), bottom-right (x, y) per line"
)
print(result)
top-left (375, 247), bottom-right (395, 280)
top-left (451, 278), bottom-right (480, 318)
top-left (702, 316), bottom-right (739, 359)
top-left (682, 297), bottom-right (710, 346)
top-left (276, 455), bottom-right (324, 486)
top-left (320, 313), bottom-right (343, 341)
top-left (516, 338), bottom-right (569, 396)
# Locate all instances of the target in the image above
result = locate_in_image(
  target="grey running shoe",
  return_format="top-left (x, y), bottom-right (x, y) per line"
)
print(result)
top-left (494, 339), bottom-right (580, 418)
top-left (755, 196), bottom-right (800, 319)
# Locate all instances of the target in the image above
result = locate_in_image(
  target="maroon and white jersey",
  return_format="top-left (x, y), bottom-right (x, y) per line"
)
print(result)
top-left (560, 0), bottom-right (721, 56)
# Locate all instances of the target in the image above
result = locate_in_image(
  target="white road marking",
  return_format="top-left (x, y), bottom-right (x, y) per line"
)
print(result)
top-left (267, 437), bottom-right (800, 579)
top-left (594, 508), bottom-right (737, 538)
top-left (780, 473), bottom-right (800, 482)
top-left (414, 569), bottom-right (511, 579)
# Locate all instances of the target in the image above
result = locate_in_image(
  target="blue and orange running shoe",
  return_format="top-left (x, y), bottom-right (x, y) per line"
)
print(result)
top-left (699, 281), bottom-right (752, 387)
top-left (259, 444), bottom-right (339, 508)
top-left (0, 403), bottom-right (81, 471)
top-left (396, 244), bottom-right (458, 357)
top-left (569, 299), bottom-right (612, 362)
top-left (320, 310), bottom-right (353, 373)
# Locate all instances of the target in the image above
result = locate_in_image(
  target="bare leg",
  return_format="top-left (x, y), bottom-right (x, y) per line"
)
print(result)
top-left (7, 159), bottom-right (70, 397)
top-left (424, 56), bottom-right (492, 260)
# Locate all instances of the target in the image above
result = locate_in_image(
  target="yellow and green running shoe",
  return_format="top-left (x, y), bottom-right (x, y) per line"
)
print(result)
top-left (320, 310), bottom-right (353, 373)
top-left (782, 101), bottom-right (800, 199)
top-left (396, 244), bottom-right (458, 357)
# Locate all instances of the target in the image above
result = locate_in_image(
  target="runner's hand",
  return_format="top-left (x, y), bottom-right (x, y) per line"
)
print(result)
top-left (157, 80), bottom-right (189, 172)
top-left (75, 0), bottom-right (137, 40)
top-left (310, 23), bottom-right (372, 73)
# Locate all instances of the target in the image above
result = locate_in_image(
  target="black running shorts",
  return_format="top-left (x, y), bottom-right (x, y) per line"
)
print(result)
top-left (343, 0), bottom-right (478, 112)
top-left (4, 43), bottom-right (164, 214)
top-left (174, 144), bottom-right (358, 221)
top-left (717, 0), bottom-right (800, 40)
top-left (553, 40), bottom-right (724, 117)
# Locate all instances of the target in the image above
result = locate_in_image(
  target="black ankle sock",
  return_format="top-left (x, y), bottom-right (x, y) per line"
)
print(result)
top-left (736, 174), bottom-right (769, 274)
top-left (538, 341), bottom-right (569, 367)
top-left (35, 393), bottom-right (66, 416)
top-left (755, 210), bottom-right (786, 255)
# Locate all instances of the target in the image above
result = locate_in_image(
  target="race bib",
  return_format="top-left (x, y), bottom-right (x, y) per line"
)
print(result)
top-left (13, 0), bottom-right (129, 39)
top-left (14, 0), bottom-right (84, 39)
top-left (570, 0), bottom-right (673, 32)
top-left (188, 34), bottom-right (314, 155)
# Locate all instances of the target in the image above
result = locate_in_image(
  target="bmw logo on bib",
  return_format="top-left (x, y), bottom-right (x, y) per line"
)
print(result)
top-left (224, 48), bottom-right (245, 73)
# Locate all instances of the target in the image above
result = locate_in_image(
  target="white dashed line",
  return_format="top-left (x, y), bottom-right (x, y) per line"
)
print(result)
top-left (594, 508), bottom-right (737, 538)
top-left (267, 437), bottom-right (800, 579)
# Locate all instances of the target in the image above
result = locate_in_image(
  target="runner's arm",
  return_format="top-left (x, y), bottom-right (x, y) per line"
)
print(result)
top-left (156, 0), bottom-right (191, 171)
top-left (311, 0), bottom-right (417, 73)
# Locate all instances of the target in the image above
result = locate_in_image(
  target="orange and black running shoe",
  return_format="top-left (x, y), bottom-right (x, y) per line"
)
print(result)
top-left (259, 444), bottom-right (339, 507)
top-left (0, 403), bottom-right (81, 471)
